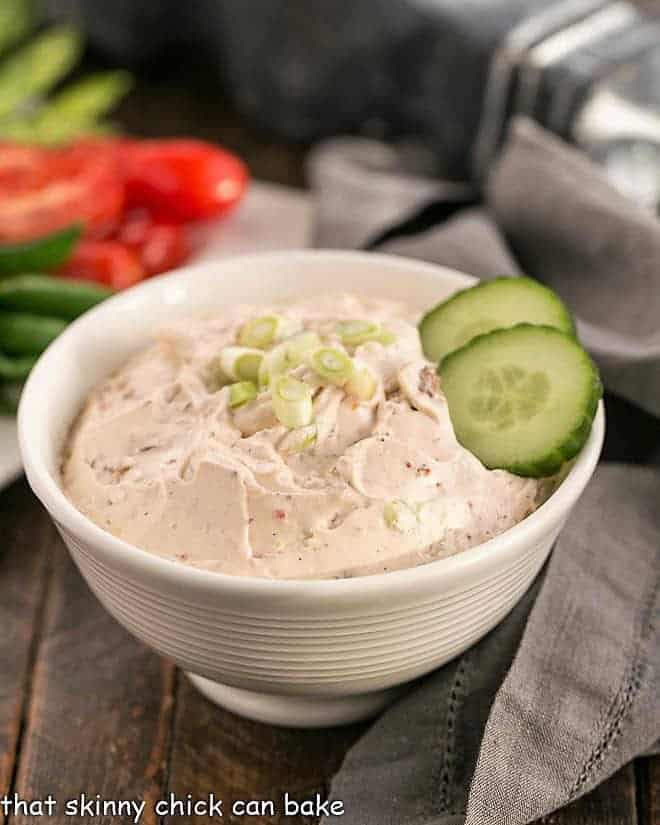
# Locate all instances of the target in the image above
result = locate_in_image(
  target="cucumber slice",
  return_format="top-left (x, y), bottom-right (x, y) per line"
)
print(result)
top-left (419, 276), bottom-right (575, 363)
top-left (439, 324), bottom-right (601, 477)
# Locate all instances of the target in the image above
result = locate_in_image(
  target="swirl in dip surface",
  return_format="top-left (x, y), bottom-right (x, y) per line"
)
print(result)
top-left (62, 293), bottom-right (544, 579)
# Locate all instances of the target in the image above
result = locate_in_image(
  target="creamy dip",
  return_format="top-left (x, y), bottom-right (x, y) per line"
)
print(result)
top-left (62, 293), bottom-right (545, 579)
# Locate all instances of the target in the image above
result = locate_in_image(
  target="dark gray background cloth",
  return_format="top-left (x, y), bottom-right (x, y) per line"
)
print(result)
top-left (311, 118), bottom-right (660, 825)
top-left (46, 0), bottom-right (561, 179)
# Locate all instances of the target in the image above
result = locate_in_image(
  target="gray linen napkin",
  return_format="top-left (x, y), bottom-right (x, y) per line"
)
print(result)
top-left (311, 118), bottom-right (660, 825)
top-left (309, 119), bottom-right (660, 419)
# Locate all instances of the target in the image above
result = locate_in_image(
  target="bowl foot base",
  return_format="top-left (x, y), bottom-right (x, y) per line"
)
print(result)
top-left (186, 673), bottom-right (402, 728)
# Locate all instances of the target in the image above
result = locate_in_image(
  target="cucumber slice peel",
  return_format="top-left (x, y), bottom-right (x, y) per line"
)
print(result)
top-left (419, 276), bottom-right (575, 363)
top-left (439, 324), bottom-right (601, 477)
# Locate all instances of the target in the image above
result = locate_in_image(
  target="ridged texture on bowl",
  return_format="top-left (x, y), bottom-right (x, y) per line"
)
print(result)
top-left (59, 522), bottom-right (557, 696)
top-left (19, 253), bottom-right (604, 714)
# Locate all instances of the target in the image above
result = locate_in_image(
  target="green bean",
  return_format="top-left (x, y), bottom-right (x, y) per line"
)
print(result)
top-left (0, 25), bottom-right (81, 119)
top-left (0, 0), bottom-right (33, 57)
top-left (0, 226), bottom-right (82, 276)
top-left (0, 350), bottom-right (36, 381)
top-left (0, 274), bottom-right (112, 319)
top-left (0, 311), bottom-right (66, 355)
top-left (0, 381), bottom-right (21, 415)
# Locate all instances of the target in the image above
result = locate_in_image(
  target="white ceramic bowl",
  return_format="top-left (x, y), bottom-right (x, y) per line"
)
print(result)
top-left (19, 252), bottom-right (604, 727)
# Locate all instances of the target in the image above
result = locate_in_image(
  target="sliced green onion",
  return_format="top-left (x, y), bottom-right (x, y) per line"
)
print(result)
top-left (258, 341), bottom-right (291, 388)
top-left (346, 365), bottom-right (377, 401)
top-left (310, 347), bottom-right (354, 386)
top-left (383, 500), bottom-right (419, 532)
top-left (280, 424), bottom-right (317, 453)
top-left (258, 331), bottom-right (321, 388)
top-left (272, 375), bottom-right (313, 428)
top-left (238, 315), bottom-right (302, 349)
top-left (336, 319), bottom-right (396, 347)
top-left (219, 346), bottom-right (263, 382)
top-left (258, 347), bottom-right (284, 388)
top-left (228, 381), bottom-right (258, 408)
top-left (239, 316), bottom-right (277, 348)
top-left (337, 320), bottom-right (378, 344)
top-left (376, 329), bottom-right (397, 345)
top-left (286, 330), bottom-right (321, 363)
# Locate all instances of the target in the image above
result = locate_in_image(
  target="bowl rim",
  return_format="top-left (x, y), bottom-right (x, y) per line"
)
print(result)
top-left (18, 249), bottom-right (605, 597)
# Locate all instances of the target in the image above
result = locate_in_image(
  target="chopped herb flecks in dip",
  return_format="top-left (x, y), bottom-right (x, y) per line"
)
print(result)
top-left (62, 293), bottom-right (547, 579)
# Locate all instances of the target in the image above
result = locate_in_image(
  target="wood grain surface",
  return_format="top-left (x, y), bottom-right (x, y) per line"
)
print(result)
top-left (11, 533), bottom-right (175, 825)
top-left (650, 761), bottom-right (660, 825)
top-left (1, 477), bottom-right (656, 825)
top-left (538, 766), bottom-right (637, 825)
top-left (0, 483), bottom-right (52, 825)
top-left (1, 69), bottom-right (657, 825)
top-left (165, 678), bottom-right (364, 825)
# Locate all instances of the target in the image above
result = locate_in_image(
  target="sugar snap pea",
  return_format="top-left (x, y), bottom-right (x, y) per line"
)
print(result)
top-left (0, 71), bottom-right (132, 145)
top-left (0, 25), bottom-right (81, 119)
top-left (0, 311), bottom-right (66, 355)
top-left (0, 0), bottom-right (33, 57)
top-left (0, 274), bottom-right (112, 319)
top-left (0, 116), bottom-right (118, 144)
top-left (0, 226), bottom-right (82, 275)
top-left (32, 71), bottom-right (131, 139)
top-left (0, 350), bottom-right (36, 381)
top-left (48, 71), bottom-right (132, 119)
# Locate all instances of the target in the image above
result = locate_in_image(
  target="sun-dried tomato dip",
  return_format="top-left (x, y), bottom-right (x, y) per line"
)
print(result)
top-left (62, 293), bottom-right (544, 578)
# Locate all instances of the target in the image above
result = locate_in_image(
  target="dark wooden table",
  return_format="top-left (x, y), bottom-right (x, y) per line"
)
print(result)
top-left (1, 70), bottom-right (658, 825)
